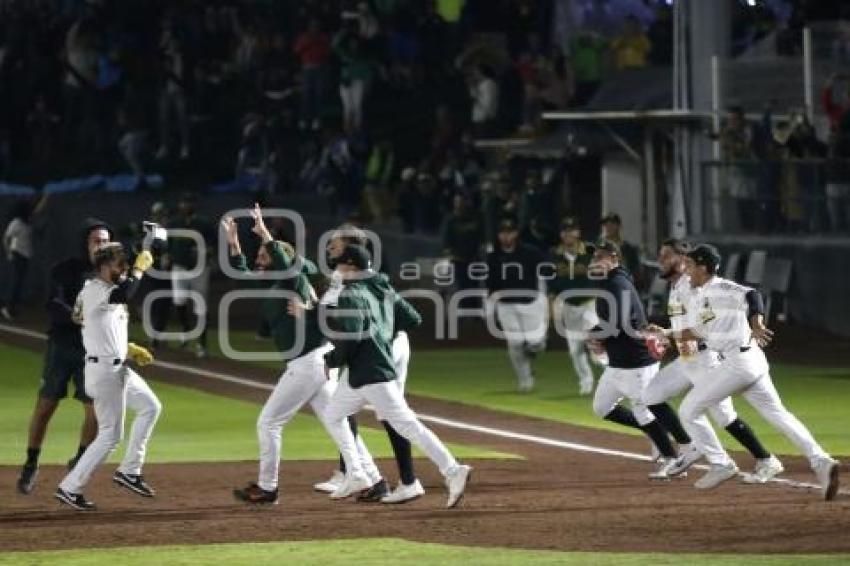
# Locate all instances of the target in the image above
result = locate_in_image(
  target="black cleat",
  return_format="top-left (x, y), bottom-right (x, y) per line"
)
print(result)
top-left (55, 488), bottom-right (96, 511)
top-left (356, 479), bottom-right (389, 503)
top-left (17, 463), bottom-right (38, 494)
top-left (233, 482), bottom-right (279, 505)
top-left (113, 471), bottom-right (155, 497)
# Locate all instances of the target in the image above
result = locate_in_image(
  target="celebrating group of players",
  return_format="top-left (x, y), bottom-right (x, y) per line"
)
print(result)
top-left (14, 204), bottom-right (839, 511)
top-left (485, 215), bottom-right (839, 500)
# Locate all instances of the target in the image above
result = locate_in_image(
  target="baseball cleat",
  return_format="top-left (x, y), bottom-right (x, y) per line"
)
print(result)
top-left (742, 455), bottom-right (784, 484)
top-left (54, 488), bottom-right (96, 511)
top-left (381, 479), bottom-right (425, 504)
top-left (17, 463), bottom-right (38, 495)
top-left (666, 444), bottom-right (703, 477)
top-left (113, 471), bottom-right (155, 497)
top-left (648, 458), bottom-right (681, 481)
top-left (330, 472), bottom-right (372, 499)
top-left (356, 479), bottom-right (389, 503)
top-left (814, 458), bottom-right (840, 501)
top-left (314, 470), bottom-right (345, 494)
top-left (445, 464), bottom-right (472, 508)
top-left (694, 462), bottom-right (739, 490)
top-left (233, 482), bottom-right (279, 505)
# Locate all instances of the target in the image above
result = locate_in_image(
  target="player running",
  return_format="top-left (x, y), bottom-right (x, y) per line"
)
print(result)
top-left (55, 243), bottom-right (161, 510)
top-left (224, 207), bottom-right (382, 504)
top-left (648, 244), bottom-right (840, 499)
top-left (318, 244), bottom-right (472, 508)
top-left (17, 219), bottom-right (112, 494)
top-left (642, 239), bottom-right (782, 483)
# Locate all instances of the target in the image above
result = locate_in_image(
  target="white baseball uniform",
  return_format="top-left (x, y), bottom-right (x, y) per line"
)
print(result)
top-left (642, 274), bottom-right (738, 427)
top-left (495, 293), bottom-right (548, 390)
top-left (257, 344), bottom-right (380, 492)
top-left (678, 277), bottom-right (831, 468)
top-left (60, 278), bottom-right (162, 495)
top-left (592, 362), bottom-right (660, 425)
top-left (557, 297), bottom-right (599, 392)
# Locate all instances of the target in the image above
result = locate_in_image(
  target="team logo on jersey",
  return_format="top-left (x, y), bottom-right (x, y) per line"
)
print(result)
top-left (667, 301), bottom-right (686, 317)
top-left (699, 298), bottom-right (716, 323)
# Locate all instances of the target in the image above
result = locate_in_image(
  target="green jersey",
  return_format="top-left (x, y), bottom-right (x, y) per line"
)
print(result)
top-left (231, 241), bottom-right (326, 360)
top-left (323, 272), bottom-right (411, 388)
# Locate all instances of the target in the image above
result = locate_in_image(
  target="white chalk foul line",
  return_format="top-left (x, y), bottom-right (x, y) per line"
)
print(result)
top-left (0, 323), bottom-right (842, 496)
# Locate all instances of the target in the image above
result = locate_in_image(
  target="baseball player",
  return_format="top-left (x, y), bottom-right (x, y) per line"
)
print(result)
top-left (548, 217), bottom-right (600, 395)
top-left (318, 244), bottom-right (472, 508)
top-left (17, 219), bottom-right (112, 494)
top-left (313, 226), bottom-right (426, 504)
top-left (168, 193), bottom-right (214, 358)
top-left (486, 216), bottom-right (549, 393)
top-left (650, 244), bottom-right (840, 498)
top-left (225, 208), bottom-right (381, 504)
top-left (643, 239), bottom-right (782, 482)
top-left (55, 243), bottom-right (161, 511)
top-left (587, 241), bottom-right (690, 480)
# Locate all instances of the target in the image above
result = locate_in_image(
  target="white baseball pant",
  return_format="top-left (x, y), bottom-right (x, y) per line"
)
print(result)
top-left (324, 374), bottom-right (458, 478)
top-left (642, 352), bottom-right (738, 428)
top-left (171, 265), bottom-right (210, 316)
top-left (679, 347), bottom-right (829, 467)
top-left (496, 297), bottom-right (548, 389)
top-left (558, 300), bottom-right (598, 391)
top-left (257, 345), bottom-right (379, 491)
top-left (60, 361), bottom-right (162, 494)
top-left (392, 331), bottom-right (411, 393)
top-left (592, 363), bottom-right (660, 425)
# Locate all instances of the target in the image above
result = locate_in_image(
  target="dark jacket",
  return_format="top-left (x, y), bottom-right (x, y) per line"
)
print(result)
top-left (231, 241), bottom-right (326, 360)
top-left (46, 218), bottom-right (112, 347)
top-left (595, 266), bottom-right (655, 369)
top-left (486, 243), bottom-right (547, 304)
top-left (323, 272), bottom-right (402, 388)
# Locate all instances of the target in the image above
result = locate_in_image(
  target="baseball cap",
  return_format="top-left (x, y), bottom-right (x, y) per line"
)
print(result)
top-left (560, 216), bottom-right (580, 232)
top-left (337, 244), bottom-right (371, 270)
top-left (687, 244), bottom-right (721, 270)
top-left (595, 240), bottom-right (621, 257)
top-left (498, 216), bottom-right (519, 232)
top-left (600, 213), bottom-right (622, 225)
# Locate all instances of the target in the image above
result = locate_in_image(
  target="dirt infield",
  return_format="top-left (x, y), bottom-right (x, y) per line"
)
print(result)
top-left (1, 330), bottom-right (849, 555)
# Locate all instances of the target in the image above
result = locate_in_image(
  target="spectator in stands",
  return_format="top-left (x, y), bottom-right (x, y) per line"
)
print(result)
top-left (775, 110), bottom-right (827, 233)
top-left (363, 138), bottom-right (395, 222)
top-left (235, 114), bottom-right (270, 193)
top-left (821, 74), bottom-right (850, 231)
top-left (294, 18), bottom-right (331, 131)
top-left (570, 31), bottom-right (606, 106)
top-left (611, 15), bottom-right (650, 70)
top-left (118, 91), bottom-right (151, 191)
top-left (156, 24), bottom-right (191, 161)
top-left (63, 12), bottom-right (105, 165)
top-left (467, 64), bottom-right (500, 137)
top-left (713, 105), bottom-right (756, 231)
top-left (520, 54), bottom-right (574, 133)
top-left (334, 24), bottom-right (378, 133)
top-left (397, 166), bottom-right (420, 233)
top-left (598, 214), bottom-right (641, 284)
top-left (430, 105), bottom-right (460, 167)
top-left (518, 170), bottom-right (546, 234)
top-left (26, 95), bottom-right (61, 183)
top-left (416, 171), bottom-right (442, 233)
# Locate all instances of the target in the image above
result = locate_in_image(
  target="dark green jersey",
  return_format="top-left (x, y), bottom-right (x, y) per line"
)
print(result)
top-left (393, 293), bottom-right (422, 336)
top-left (231, 241), bottom-right (326, 360)
top-left (323, 272), bottom-right (400, 388)
top-left (549, 241), bottom-right (596, 305)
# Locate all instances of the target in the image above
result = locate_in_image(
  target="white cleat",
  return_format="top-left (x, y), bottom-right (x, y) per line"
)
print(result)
top-left (329, 472), bottom-right (372, 500)
top-left (313, 470), bottom-right (345, 494)
top-left (445, 464), bottom-right (472, 508)
top-left (742, 455), bottom-right (784, 484)
top-left (695, 462), bottom-right (739, 490)
top-left (813, 457), bottom-right (840, 501)
top-left (665, 444), bottom-right (703, 477)
top-left (648, 458), bottom-right (686, 481)
top-left (381, 479), bottom-right (425, 504)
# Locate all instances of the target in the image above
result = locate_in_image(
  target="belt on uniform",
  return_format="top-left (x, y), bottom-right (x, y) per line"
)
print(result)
top-left (697, 343), bottom-right (708, 352)
top-left (739, 346), bottom-right (751, 353)
top-left (86, 356), bottom-right (123, 365)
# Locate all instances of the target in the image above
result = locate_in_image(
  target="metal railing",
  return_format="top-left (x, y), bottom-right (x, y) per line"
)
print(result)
top-left (700, 158), bottom-right (850, 235)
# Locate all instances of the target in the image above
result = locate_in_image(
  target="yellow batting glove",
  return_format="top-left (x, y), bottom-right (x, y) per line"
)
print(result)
top-left (133, 250), bottom-right (154, 273)
top-left (128, 342), bottom-right (154, 366)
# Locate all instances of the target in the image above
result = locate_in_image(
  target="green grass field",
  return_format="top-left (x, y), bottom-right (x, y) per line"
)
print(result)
top-left (184, 328), bottom-right (850, 457)
top-left (1, 539), bottom-right (848, 566)
top-left (0, 343), bottom-right (514, 465)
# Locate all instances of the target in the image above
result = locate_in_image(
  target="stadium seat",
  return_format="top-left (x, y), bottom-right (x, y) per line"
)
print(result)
top-left (723, 252), bottom-right (741, 281)
top-left (744, 250), bottom-right (768, 287)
